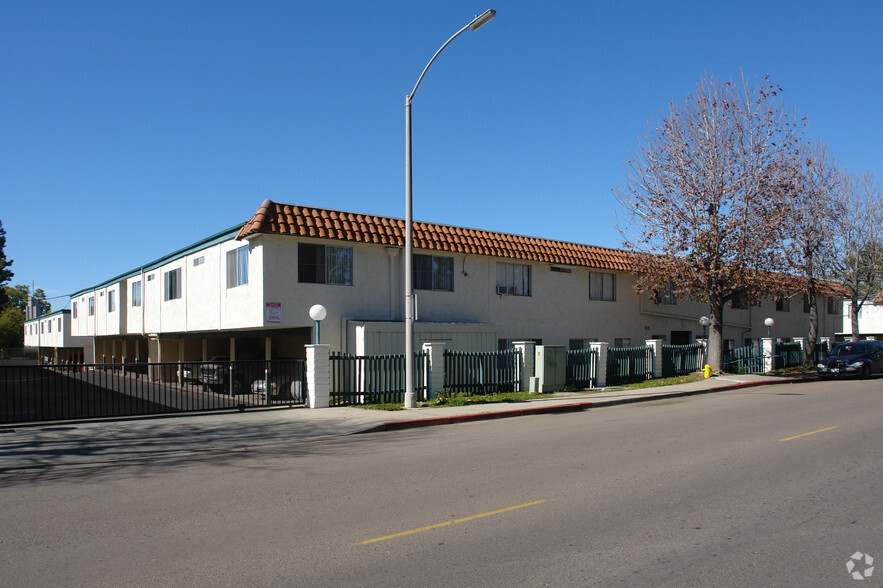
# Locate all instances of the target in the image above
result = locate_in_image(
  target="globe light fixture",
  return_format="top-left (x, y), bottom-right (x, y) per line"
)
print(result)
top-left (309, 304), bottom-right (327, 344)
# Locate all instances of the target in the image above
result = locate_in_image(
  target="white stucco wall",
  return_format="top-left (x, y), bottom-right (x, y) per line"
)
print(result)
top-left (842, 301), bottom-right (883, 337)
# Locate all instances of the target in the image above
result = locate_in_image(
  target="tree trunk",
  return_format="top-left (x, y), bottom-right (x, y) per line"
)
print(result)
top-left (707, 295), bottom-right (725, 374)
top-left (850, 297), bottom-right (861, 341)
top-left (806, 287), bottom-right (818, 364)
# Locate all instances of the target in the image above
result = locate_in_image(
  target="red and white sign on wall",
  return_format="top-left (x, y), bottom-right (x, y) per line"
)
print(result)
top-left (265, 302), bottom-right (282, 324)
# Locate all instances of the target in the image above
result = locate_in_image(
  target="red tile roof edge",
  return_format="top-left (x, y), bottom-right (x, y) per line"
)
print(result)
top-left (237, 200), bottom-right (631, 271)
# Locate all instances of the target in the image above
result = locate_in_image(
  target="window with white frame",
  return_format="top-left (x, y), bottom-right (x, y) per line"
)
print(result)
top-left (164, 268), bottom-right (182, 301)
top-left (88, 297), bottom-right (95, 316)
top-left (589, 272), bottom-right (616, 301)
top-left (298, 243), bottom-right (353, 285)
top-left (132, 281), bottom-right (141, 307)
top-left (72, 301), bottom-right (78, 319)
top-left (496, 262), bottom-right (532, 296)
top-left (226, 245), bottom-right (249, 288)
top-left (108, 290), bottom-right (116, 313)
top-left (414, 254), bottom-right (454, 291)
top-left (193, 256), bottom-right (205, 267)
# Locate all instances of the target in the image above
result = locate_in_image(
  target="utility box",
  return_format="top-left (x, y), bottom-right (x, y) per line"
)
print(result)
top-left (535, 345), bottom-right (566, 392)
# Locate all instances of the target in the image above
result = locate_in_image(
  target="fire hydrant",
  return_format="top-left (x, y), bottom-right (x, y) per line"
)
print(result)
top-left (703, 364), bottom-right (712, 379)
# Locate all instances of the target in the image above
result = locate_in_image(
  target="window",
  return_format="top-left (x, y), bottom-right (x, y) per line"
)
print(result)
top-left (589, 272), bottom-right (616, 301)
top-left (731, 292), bottom-right (749, 309)
top-left (776, 297), bottom-right (790, 312)
top-left (614, 338), bottom-right (631, 348)
top-left (496, 262), bottom-right (531, 296)
top-left (827, 297), bottom-right (841, 315)
top-left (226, 245), bottom-right (249, 288)
top-left (108, 290), bottom-right (116, 313)
top-left (72, 301), bottom-right (78, 319)
top-left (41, 322), bottom-right (44, 334)
top-left (132, 281), bottom-right (141, 307)
top-left (298, 243), bottom-right (353, 285)
top-left (58, 318), bottom-right (62, 331)
top-left (569, 338), bottom-right (597, 350)
top-left (47, 320), bottom-right (51, 333)
top-left (88, 297), bottom-right (95, 316)
top-left (193, 256), bottom-right (205, 267)
top-left (414, 254), bottom-right (453, 291)
top-left (164, 268), bottom-right (182, 301)
top-left (653, 282), bottom-right (677, 305)
top-left (147, 274), bottom-right (155, 282)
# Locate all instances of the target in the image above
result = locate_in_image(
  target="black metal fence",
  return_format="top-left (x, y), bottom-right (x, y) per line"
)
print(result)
top-left (0, 360), bottom-right (306, 425)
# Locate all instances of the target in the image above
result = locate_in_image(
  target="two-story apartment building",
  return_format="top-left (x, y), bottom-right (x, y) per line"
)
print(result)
top-left (22, 309), bottom-right (91, 363)
top-left (28, 200), bottom-right (844, 366)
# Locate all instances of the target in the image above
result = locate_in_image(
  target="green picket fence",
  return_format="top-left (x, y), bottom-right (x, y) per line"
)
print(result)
top-left (606, 346), bottom-right (654, 386)
top-left (661, 343), bottom-right (705, 377)
top-left (330, 351), bottom-right (427, 405)
top-left (775, 342), bottom-right (803, 369)
top-left (566, 348), bottom-right (598, 389)
top-left (813, 340), bottom-right (829, 363)
top-left (722, 342), bottom-right (765, 374)
top-left (443, 348), bottom-right (521, 395)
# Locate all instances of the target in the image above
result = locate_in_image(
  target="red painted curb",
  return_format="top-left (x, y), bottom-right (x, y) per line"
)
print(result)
top-left (374, 377), bottom-right (804, 433)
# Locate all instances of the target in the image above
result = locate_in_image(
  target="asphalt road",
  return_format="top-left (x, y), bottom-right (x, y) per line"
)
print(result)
top-left (1, 378), bottom-right (880, 586)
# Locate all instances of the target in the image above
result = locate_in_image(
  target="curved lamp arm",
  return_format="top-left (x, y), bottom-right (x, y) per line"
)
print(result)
top-left (406, 9), bottom-right (495, 105)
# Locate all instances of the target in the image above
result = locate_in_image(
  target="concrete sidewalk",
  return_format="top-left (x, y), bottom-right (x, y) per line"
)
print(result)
top-left (0, 373), bottom-right (807, 476)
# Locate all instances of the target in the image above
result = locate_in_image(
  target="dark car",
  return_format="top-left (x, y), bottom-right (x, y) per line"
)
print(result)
top-left (817, 340), bottom-right (883, 379)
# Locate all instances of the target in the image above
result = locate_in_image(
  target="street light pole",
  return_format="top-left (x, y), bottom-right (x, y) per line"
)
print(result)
top-left (404, 9), bottom-right (496, 409)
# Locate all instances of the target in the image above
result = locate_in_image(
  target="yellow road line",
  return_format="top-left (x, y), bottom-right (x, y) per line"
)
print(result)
top-left (780, 426), bottom-right (837, 442)
top-left (354, 499), bottom-right (545, 545)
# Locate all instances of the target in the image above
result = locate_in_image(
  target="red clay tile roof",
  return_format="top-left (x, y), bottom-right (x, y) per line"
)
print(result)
top-left (237, 200), bottom-right (632, 271)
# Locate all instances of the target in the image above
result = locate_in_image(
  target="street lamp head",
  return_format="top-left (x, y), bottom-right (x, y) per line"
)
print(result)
top-left (699, 316), bottom-right (710, 326)
top-left (469, 9), bottom-right (496, 31)
top-left (764, 317), bottom-right (775, 328)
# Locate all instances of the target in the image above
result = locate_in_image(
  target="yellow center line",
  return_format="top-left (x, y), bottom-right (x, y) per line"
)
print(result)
top-left (780, 426), bottom-right (837, 442)
top-left (354, 499), bottom-right (545, 545)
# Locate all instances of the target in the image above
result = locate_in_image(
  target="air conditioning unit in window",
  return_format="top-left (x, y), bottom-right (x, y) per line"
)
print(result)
top-left (496, 285), bottom-right (508, 295)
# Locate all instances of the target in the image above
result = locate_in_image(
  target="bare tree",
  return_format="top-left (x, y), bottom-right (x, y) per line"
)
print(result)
top-left (830, 170), bottom-right (883, 340)
top-left (777, 141), bottom-right (838, 361)
top-left (616, 73), bottom-right (802, 373)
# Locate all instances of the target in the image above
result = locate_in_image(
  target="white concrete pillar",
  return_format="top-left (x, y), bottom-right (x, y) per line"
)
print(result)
top-left (590, 342), bottom-right (609, 388)
top-left (306, 344), bottom-right (331, 409)
top-left (762, 338), bottom-right (775, 373)
top-left (513, 341), bottom-right (536, 391)
top-left (422, 342), bottom-right (446, 399)
top-left (697, 339), bottom-right (709, 368)
top-left (792, 337), bottom-right (806, 363)
top-left (645, 339), bottom-right (663, 379)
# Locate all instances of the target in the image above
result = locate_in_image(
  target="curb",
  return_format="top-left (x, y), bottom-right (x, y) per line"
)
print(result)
top-left (367, 377), bottom-right (804, 433)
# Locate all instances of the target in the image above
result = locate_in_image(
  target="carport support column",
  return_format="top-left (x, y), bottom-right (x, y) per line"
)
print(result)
top-left (513, 341), bottom-right (536, 391)
top-left (590, 342), bottom-right (609, 388)
top-left (422, 342), bottom-right (445, 399)
top-left (762, 338), bottom-right (775, 373)
top-left (645, 339), bottom-right (663, 379)
top-left (306, 344), bottom-right (331, 409)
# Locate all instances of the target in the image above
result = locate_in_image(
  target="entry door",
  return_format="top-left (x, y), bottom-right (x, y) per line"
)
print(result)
top-left (670, 331), bottom-right (691, 345)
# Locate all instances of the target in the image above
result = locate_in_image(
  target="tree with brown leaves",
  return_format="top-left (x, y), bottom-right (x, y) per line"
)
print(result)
top-left (616, 73), bottom-right (802, 373)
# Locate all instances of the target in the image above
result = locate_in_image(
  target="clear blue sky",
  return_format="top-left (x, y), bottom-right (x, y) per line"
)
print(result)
top-left (2, 0), bottom-right (881, 309)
